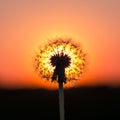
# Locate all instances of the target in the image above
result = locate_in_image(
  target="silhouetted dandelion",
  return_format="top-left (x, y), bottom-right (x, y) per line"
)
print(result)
top-left (33, 38), bottom-right (86, 120)
top-left (34, 38), bottom-right (86, 82)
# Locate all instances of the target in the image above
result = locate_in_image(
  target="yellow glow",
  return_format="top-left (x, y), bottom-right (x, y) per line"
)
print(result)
top-left (34, 38), bottom-right (86, 83)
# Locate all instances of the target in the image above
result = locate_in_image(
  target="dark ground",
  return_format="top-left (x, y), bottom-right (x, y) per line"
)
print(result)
top-left (0, 86), bottom-right (120, 119)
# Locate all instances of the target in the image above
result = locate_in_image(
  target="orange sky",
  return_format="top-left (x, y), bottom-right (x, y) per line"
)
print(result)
top-left (0, 0), bottom-right (120, 89)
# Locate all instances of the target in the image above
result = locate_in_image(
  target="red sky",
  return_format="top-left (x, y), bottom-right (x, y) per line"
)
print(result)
top-left (0, 0), bottom-right (120, 89)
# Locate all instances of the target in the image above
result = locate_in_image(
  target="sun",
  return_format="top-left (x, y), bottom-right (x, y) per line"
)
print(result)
top-left (33, 38), bottom-right (86, 83)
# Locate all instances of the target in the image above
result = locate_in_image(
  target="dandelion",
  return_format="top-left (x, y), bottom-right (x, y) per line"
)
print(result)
top-left (33, 38), bottom-right (86, 120)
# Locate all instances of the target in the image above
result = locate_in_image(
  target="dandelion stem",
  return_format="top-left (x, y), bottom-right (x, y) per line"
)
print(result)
top-left (59, 81), bottom-right (65, 120)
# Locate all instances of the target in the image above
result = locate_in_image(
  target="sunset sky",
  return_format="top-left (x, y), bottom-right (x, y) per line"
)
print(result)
top-left (0, 0), bottom-right (120, 89)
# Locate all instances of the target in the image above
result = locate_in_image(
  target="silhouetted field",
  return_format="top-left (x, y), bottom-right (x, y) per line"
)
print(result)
top-left (0, 86), bottom-right (120, 119)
